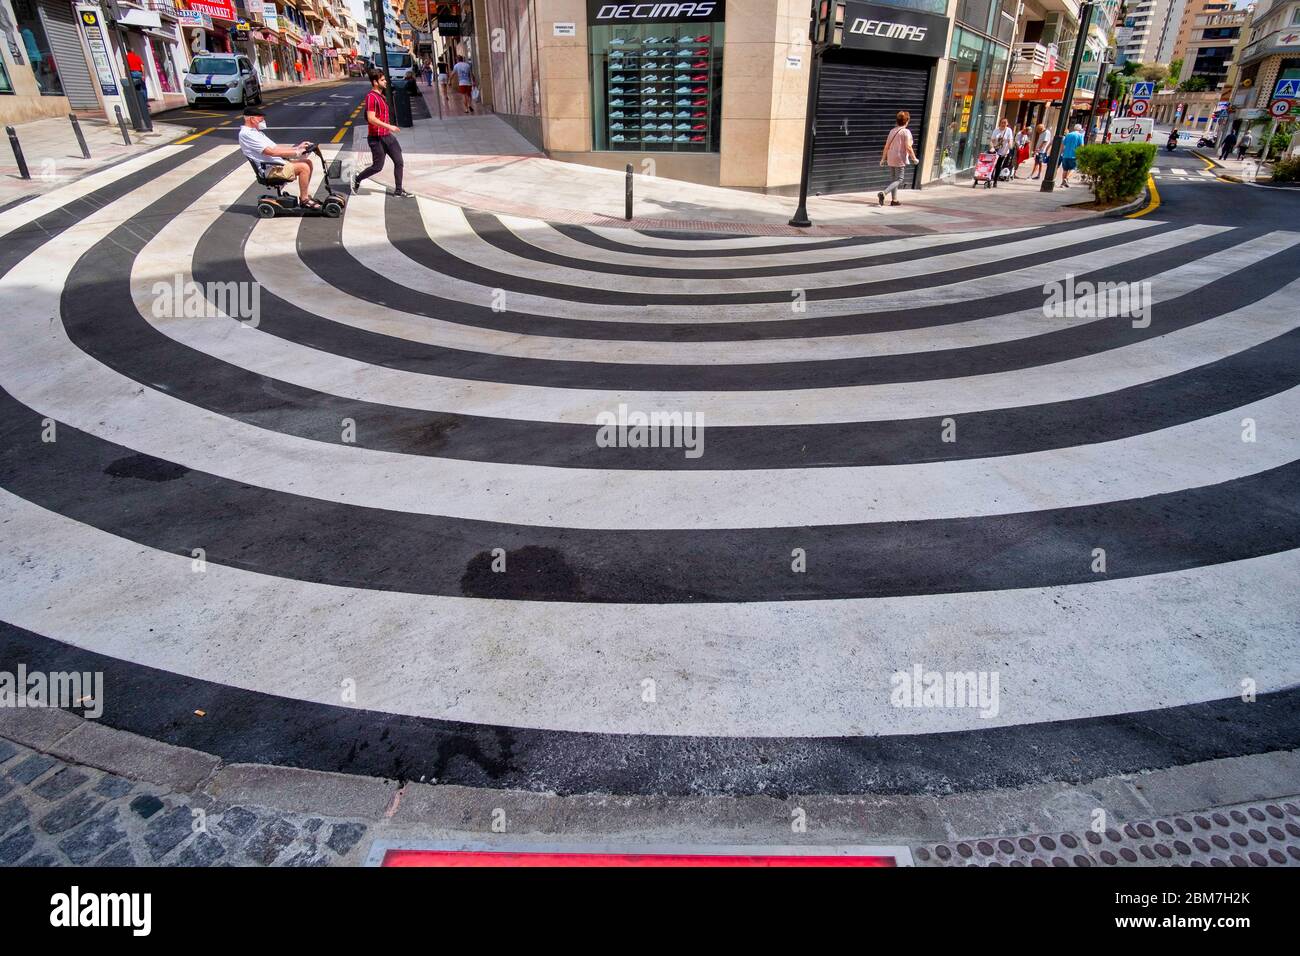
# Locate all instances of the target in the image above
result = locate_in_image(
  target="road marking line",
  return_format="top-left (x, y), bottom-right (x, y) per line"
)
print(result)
top-left (1128, 174), bottom-right (1160, 218)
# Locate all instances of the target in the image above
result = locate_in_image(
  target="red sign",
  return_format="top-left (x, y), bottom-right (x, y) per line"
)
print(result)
top-left (185, 0), bottom-right (236, 21)
top-left (1003, 70), bottom-right (1067, 101)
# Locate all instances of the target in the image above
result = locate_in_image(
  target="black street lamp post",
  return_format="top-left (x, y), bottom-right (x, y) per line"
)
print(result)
top-left (1040, 0), bottom-right (1096, 193)
top-left (789, 0), bottom-right (831, 228)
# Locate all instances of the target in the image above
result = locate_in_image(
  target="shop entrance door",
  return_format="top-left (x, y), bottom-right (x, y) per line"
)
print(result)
top-left (809, 51), bottom-right (930, 195)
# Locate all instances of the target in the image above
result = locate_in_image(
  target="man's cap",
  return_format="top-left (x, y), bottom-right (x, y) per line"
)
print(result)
top-left (243, 106), bottom-right (266, 118)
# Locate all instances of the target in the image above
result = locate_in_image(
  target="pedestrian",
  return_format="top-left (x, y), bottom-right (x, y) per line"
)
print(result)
top-left (452, 55), bottom-right (474, 114)
top-left (1236, 130), bottom-right (1253, 160)
top-left (1059, 123), bottom-right (1085, 188)
top-left (990, 118), bottom-right (1015, 187)
top-left (1030, 123), bottom-right (1050, 180)
top-left (424, 58), bottom-right (433, 86)
top-left (876, 110), bottom-right (918, 207)
top-left (1013, 124), bottom-right (1031, 178)
top-left (1218, 128), bottom-right (1238, 160)
top-left (350, 69), bottom-right (413, 198)
top-left (437, 60), bottom-right (451, 108)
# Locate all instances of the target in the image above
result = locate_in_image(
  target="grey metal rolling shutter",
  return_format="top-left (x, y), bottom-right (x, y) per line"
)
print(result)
top-left (809, 53), bottom-right (930, 195)
top-left (38, 0), bottom-right (100, 110)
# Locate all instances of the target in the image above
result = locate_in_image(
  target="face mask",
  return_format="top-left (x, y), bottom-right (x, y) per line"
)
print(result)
top-left (257, 120), bottom-right (267, 131)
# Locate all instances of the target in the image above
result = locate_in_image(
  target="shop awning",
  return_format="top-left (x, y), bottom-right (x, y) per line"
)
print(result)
top-left (118, 9), bottom-right (163, 29)
top-left (296, 41), bottom-right (313, 53)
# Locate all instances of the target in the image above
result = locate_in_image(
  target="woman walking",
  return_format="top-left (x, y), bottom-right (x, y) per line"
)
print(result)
top-left (1013, 124), bottom-right (1031, 179)
top-left (1030, 123), bottom-right (1050, 180)
top-left (877, 111), bottom-right (918, 207)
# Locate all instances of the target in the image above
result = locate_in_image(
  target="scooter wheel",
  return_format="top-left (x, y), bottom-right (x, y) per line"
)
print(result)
top-left (257, 201), bottom-right (277, 219)
top-left (323, 200), bottom-right (343, 219)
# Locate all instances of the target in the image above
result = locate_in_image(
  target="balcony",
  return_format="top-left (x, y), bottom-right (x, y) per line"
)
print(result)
top-left (1011, 42), bottom-right (1053, 78)
top-left (140, 0), bottom-right (178, 16)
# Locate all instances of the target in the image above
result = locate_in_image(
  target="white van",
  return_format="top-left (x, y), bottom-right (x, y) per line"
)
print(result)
top-left (383, 49), bottom-right (415, 85)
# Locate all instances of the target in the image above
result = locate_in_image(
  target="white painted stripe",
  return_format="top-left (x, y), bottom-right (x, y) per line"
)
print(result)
top-left (415, 198), bottom-right (1156, 295)
top-left (0, 145), bottom-right (186, 240)
top-left (583, 223), bottom-right (843, 250)
top-left (248, 211), bottom-right (1230, 364)
top-left (1172, 167), bottom-right (1188, 176)
top-left (338, 207), bottom-right (1163, 324)
top-left (2, 488), bottom-right (1296, 737)
top-left (495, 212), bottom-right (1035, 270)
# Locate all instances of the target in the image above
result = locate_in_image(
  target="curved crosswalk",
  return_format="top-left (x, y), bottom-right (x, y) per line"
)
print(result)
top-left (2, 140), bottom-right (1298, 795)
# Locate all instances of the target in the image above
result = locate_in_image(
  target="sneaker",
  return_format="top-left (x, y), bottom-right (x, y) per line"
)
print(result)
top-left (877, 191), bottom-right (885, 207)
top-left (643, 86), bottom-right (659, 93)
top-left (349, 172), bottom-right (360, 194)
top-left (691, 124), bottom-right (705, 131)
top-left (691, 74), bottom-right (707, 82)
top-left (610, 99), bottom-right (625, 107)
top-left (610, 87), bottom-right (625, 95)
top-left (610, 122), bottom-right (626, 130)
top-left (610, 50), bottom-right (625, 58)
top-left (692, 98), bottom-right (707, 106)
top-left (644, 98), bottom-right (660, 107)
top-left (391, 189), bottom-right (413, 198)
top-left (611, 75), bottom-right (629, 82)
top-left (675, 98), bottom-right (692, 106)
top-left (674, 134), bottom-right (689, 142)
top-left (694, 35), bottom-right (711, 42)
top-left (674, 74), bottom-right (690, 82)
top-left (692, 112), bottom-right (705, 118)
top-left (691, 87), bottom-right (707, 94)
top-left (690, 61), bottom-right (707, 68)
top-left (675, 123), bottom-right (691, 131)
top-left (678, 36), bottom-right (695, 44)
top-left (675, 110), bottom-right (692, 118)
top-left (675, 86), bottom-right (692, 94)
top-left (645, 36), bottom-right (664, 44)
top-left (641, 74), bottom-right (660, 81)
top-left (690, 135), bottom-right (704, 142)
top-left (609, 110), bottom-right (625, 117)
top-left (673, 61), bottom-right (691, 69)
top-left (611, 134), bottom-right (627, 142)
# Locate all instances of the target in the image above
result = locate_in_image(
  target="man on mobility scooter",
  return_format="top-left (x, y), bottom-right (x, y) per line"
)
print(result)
top-left (237, 106), bottom-right (330, 214)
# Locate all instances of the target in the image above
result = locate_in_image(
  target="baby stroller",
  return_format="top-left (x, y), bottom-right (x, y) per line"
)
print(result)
top-left (971, 151), bottom-right (997, 188)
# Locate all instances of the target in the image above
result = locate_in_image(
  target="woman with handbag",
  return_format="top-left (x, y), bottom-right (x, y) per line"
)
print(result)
top-left (877, 111), bottom-right (919, 207)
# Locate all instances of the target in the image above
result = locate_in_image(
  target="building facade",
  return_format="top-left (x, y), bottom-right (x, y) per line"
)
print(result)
top-left (1230, 0), bottom-right (1300, 135)
top-left (458, 0), bottom-right (1065, 193)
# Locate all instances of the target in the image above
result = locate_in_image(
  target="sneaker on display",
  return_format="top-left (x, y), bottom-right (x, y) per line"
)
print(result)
top-left (642, 73), bottom-right (659, 80)
top-left (690, 135), bottom-right (704, 142)
top-left (657, 122), bottom-right (673, 130)
top-left (675, 110), bottom-right (692, 118)
top-left (610, 99), bottom-right (625, 106)
top-left (675, 86), bottom-right (692, 94)
top-left (643, 86), bottom-right (659, 93)
top-left (691, 98), bottom-right (707, 106)
top-left (610, 51), bottom-right (625, 58)
top-left (612, 134), bottom-right (627, 142)
top-left (645, 36), bottom-right (664, 44)
top-left (690, 61), bottom-right (708, 68)
top-left (610, 87), bottom-right (625, 95)
top-left (673, 61), bottom-right (691, 69)
top-left (609, 110), bottom-right (625, 117)
top-left (644, 98), bottom-right (660, 106)
top-left (610, 122), bottom-right (626, 130)
top-left (691, 74), bottom-right (707, 81)
top-left (691, 124), bottom-right (706, 131)
top-left (611, 74), bottom-right (629, 82)
top-left (674, 74), bottom-right (690, 81)
top-left (611, 37), bottom-right (627, 45)
top-left (675, 98), bottom-right (692, 106)
top-left (691, 86), bottom-right (707, 93)
top-left (692, 111), bottom-right (705, 118)
top-left (675, 123), bottom-right (691, 131)
top-left (678, 36), bottom-right (694, 44)
top-left (674, 134), bottom-right (690, 142)
top-left (694, 35), bottom-right (711, 42)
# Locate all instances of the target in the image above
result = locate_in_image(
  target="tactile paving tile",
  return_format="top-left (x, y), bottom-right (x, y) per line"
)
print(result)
top-left (913, 799), bottom-right (1300, 867)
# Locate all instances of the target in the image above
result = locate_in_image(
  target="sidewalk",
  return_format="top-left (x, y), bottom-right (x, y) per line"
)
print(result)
top-left (0, 115), bottom-right (189, 210)
top-left (1194, 147), bottom-right (1275, 184)
top-left (344, 82), bottom-right (1098, 237)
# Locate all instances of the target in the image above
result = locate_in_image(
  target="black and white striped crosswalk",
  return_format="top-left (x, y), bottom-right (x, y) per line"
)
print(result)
top-left (1, 139), bottom-right (1298, 795)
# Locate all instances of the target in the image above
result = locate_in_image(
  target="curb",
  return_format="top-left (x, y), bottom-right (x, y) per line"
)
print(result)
top-left (1105, 185), bottom-right (1151, 217)
top-left (5, 704), bottom-right (1300, 854)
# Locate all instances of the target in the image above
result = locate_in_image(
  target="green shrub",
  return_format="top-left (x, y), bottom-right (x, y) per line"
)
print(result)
top-left (1075, 142), bottom-right (1157, 203)
top-left (1266, 129), bottom-right (1293, 158)
top-left (1272, 156), bottom-right (1300, 183)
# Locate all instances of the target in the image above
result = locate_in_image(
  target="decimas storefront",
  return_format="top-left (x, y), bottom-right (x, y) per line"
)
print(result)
top-left (934, 6), bottom-right (1014, 177)
top-left (474, 0), bottom-right (973, 191)
top-left (809, 1), bottom-right (951, 194)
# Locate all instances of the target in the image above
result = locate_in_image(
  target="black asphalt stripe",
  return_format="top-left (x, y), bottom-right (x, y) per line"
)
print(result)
top-left (3, 379), bottom-right (1300, 603)
top-left (0, 143), bottom-right (218, 279)
top-left (382, 193), bottom-right (1174, 306)
top-left (291, 217), bottom-right (1278, 391)
top-left (467, 208), bottom-right (1106, 278)
top-left (553, 221), bottom-right (891, 257)
top-left (3, 620), bottom-right (1298, 796)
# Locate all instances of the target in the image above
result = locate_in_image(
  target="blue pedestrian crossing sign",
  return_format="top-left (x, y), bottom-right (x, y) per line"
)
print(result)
top-left (1275, 78), bottom-right (1300, 99)
top-left (1132, 81), bottom-right (1155, 99)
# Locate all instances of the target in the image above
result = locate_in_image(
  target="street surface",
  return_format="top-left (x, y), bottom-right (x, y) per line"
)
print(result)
top-left (2, 84), bottom-right (1298, 816)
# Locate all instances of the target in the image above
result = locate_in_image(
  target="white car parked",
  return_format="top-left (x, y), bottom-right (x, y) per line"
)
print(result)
top-left (184, 53), bottom-right (262, 108)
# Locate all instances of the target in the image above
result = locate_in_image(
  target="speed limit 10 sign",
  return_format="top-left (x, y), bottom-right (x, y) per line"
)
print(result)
top-left (1270, 98), bottom-right (1294, 118)
top-left (1130, 98), bottom-right (1149, 116)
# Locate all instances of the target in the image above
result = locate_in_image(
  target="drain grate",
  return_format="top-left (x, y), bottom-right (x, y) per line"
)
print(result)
top-left (913, 799), bottom-right (1300, 867)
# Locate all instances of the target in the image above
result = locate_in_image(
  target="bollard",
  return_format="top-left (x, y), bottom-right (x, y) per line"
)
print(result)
top-left (625, 163), bottom-right (633, 221)
top-left (69, 114), bottom-right (91, 159)
top-left (6, 126), bottom-right (30, 180)
top-left (114, 106), bottom-right (131, 146)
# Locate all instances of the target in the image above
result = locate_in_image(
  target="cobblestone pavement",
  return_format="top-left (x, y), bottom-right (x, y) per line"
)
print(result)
top-left (0, 737), bottom-right (368, 867)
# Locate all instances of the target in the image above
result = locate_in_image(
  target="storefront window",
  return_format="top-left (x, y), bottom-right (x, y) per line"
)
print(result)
top-left (589, 18), bottom-right (725, 153)
top-left (935, 26), bottom-right (1008, 174)
top-left (0, 52), bottom-right (13, 94)
top-left (151, 37), bottom-right (180, 93)
top-left (13, 0), bottom-right (62, 95)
